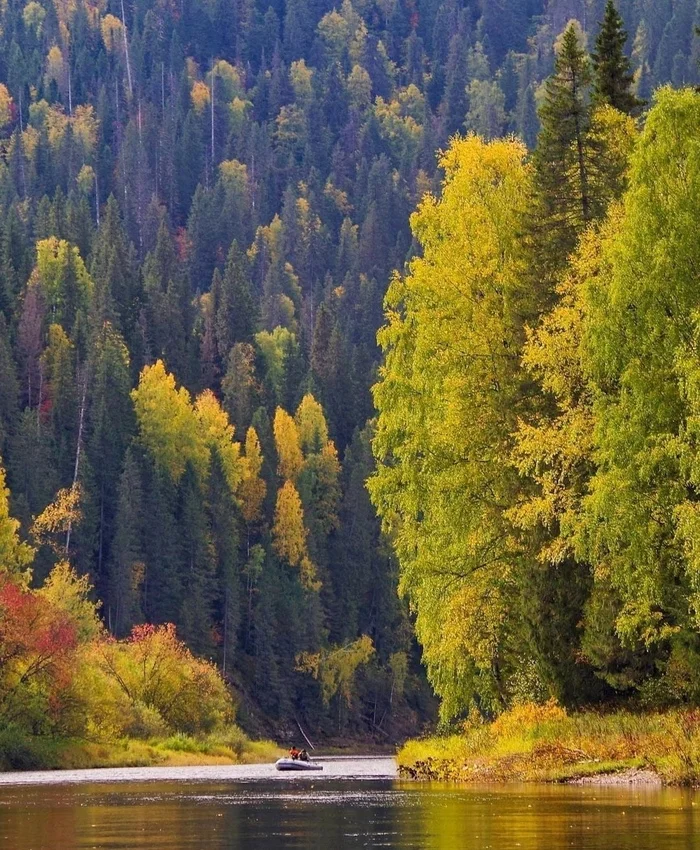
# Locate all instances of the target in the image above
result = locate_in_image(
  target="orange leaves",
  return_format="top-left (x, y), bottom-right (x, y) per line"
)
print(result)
top-left (191, 80), bottom-right (211, 114)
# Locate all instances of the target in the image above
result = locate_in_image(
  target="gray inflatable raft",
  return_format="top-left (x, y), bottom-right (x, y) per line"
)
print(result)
top-left (275, 757), bottom-right (323, 771)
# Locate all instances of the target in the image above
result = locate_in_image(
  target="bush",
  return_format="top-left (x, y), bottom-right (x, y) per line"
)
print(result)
top-left (124, 702), bottom-right (170, 740)
top-left (91, 624), bottom-right (235, 736)
top-left (0, 725), bottom-right (55, 771)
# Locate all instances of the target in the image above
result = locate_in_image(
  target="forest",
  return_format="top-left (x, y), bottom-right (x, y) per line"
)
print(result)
top-left (0, 0), bottom-right (698, 759)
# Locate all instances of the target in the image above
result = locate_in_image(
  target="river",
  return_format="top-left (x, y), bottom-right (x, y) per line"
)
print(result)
top-left (0, 757), bottom-right (698, 849)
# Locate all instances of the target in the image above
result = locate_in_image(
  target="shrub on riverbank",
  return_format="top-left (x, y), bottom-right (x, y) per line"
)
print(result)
top-left (398, 701), bottom-right (700, 785)
top-left (0, 563), bottom-right (280, 772)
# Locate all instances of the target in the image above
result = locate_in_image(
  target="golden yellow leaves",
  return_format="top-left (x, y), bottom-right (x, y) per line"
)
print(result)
top-left (100, 14), bottom-right (123, 52)
top-left (274, 408), bottom-right (303, 480)
top-left (191, 80), bottom-right (211, 114)
top-left (0, 83), bottom-right (13, 130)
top-left (271, 394), bottom-right (339, 591)
top-left (0, 461), bottom-right (35, 586)
top-left (272, 480), bottom-right (307, 568)
top-left (239, 428), bottom-right (266, 525)
top-left (32, 485), bottom-right (82, 553)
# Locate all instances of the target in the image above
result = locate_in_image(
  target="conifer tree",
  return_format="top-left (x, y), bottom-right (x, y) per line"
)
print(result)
top-left (592, 1), bottom-right (642, 115)
top-left (527, 23), bottom-right (594, 288)
top-left (215, 241), bottom-right (258, 358)
top-left (86, 322), bottom-right (133, 590)
top-left (108, 448), bottom-right (145, 636)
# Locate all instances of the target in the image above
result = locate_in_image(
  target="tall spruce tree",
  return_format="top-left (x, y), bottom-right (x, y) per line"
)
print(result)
top-left (527, 23), bottom-right (594, 289)
top-left (592, 1), bottom-right (642, 114)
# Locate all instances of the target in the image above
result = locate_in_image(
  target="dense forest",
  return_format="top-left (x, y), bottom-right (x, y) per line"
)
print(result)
top-left (371, 13), bottom-right (700, 722)
top-left (0, 0), bottom-right (697, 746)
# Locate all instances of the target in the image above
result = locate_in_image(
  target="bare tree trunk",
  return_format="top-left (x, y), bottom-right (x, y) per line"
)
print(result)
top-left (65, 376), bottom-right (87, 554)
top-left (120, 0), bottom-right (134, 98)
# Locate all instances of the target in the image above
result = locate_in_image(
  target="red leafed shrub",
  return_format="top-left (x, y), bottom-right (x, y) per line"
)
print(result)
top-left (0, 579), bottom-right (79, 732)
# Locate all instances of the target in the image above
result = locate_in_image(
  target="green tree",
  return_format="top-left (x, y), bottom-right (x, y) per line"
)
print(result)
top-left (215, 241), bottom-right (258, 357)
top-left (527, 23), bottom-right (594, 288)
top-left (370, 135), bottom-right (533, 720)
top-left (574, 89), bottom-right (700, 689)
top-left (108, 448), bottom-right (145, 636)
top-left (86, 322), bottom-right (134, 592)
top-left (592, 1), bottom-right (642, 115)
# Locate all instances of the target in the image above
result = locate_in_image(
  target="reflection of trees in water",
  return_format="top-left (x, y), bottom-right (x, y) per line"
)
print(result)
top-left (1, 779), bottom-right (697, 849)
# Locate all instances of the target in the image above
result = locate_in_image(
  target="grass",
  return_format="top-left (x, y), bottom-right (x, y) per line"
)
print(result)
top-left (0, 726), bottom-right (283, 772)
top-left (397, 701), bottom-right (700, 785)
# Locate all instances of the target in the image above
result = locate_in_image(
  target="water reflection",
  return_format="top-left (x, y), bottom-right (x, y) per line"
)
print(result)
top-left (0, 766), bottom-right (698, 849)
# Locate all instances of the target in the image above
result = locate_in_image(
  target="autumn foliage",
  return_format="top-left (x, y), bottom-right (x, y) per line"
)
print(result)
top-left (0, 578), bottom-right (78, 732)
top-left (0, 562), bottom-right (236, 744)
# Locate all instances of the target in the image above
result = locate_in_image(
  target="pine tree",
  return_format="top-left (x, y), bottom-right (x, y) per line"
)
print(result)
top-left (208, 448), bottom-right (241, 675)
top-left (90, 197), bottom-right (137, 339)
top-left (108, 448), bottom-right (145, 636)
top-left (86, 323), bottom-right (134, 592)
top-left (215, 241), bottom-right (258, 358)
top-left (592, 1), bottom-right (642, 115)
top-left (527, 23), bottom-right (594, 289)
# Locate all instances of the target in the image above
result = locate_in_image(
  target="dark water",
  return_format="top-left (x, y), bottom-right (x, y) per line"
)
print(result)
top-left (1, 757), bottom-right (699, 849)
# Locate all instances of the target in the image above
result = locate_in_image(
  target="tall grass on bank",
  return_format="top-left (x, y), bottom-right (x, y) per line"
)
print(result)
top-left (398, 702), bottom-right (700, 785)
top-left (0, 725), bottom-right (281, 772)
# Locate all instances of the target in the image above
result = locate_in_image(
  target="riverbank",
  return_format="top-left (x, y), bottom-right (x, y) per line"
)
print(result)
top-left (398, 702), bottom-right (700, 785)
top-left (0, 727), bottom-right (282, 772)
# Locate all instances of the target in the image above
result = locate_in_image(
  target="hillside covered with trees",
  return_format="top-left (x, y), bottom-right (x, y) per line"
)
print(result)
top-left (0, 0), bottom-right (697, 753)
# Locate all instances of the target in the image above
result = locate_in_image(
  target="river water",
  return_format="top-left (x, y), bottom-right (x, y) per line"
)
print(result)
top-left (0, 757), bottom-right (698, 849)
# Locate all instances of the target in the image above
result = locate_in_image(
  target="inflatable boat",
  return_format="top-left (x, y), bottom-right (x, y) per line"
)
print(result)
top-left (275, 757), bottom-right (323, 771)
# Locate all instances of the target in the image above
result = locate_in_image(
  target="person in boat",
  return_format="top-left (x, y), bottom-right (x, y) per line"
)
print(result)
top-left (289, 746), bottom-right (301, 760)
top-left (299, 749), bottom-right (309, 762)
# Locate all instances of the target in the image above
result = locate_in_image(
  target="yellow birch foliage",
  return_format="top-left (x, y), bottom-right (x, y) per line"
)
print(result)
top-left (0, 84), bottom-right (13, 130)
top-left (274, 407), bottom-right (303, 480)
top-left (272, 480), bottom-right (319, 590)
top-left (508, 219), bottom-right (616, 565)
top-left (194, 390), bottom-right (243, 494)
top-left (295, 393), bottom-right (329, 455)
top-left (369, 135), bottom-right (533, 720)
top-left (296, 635), bottom-right (375, 707)
top-left (31, 485), bottom-right (82, 553)
top-left (272, 480), bottom-right (306, 567)
top-left (0, 462), bottom-right (34, 585)
top-left (239, 427), bottom-right (267, 524)
top-left (100, 14), bottom-right (123, 52)
top-left (38, 561), bottom-right (102, 642)
top-left (131, 361), bottom-right (208, 482)
top-left (191, 80), bottom-right (210, 114)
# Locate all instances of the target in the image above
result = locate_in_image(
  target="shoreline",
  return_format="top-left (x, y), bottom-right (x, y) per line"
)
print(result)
top-left (0, 731), bottom-right (282, 774)
top-left (567, 767), bottom-right (662, 786)
top-left (397, 703), bottom-right (700, 787)
top-left (399, 759), bottom-right (667, 786)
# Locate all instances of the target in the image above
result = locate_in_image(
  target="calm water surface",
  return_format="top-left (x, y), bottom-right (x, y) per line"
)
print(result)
top-left (0, 757), bottom-right (698, 849)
